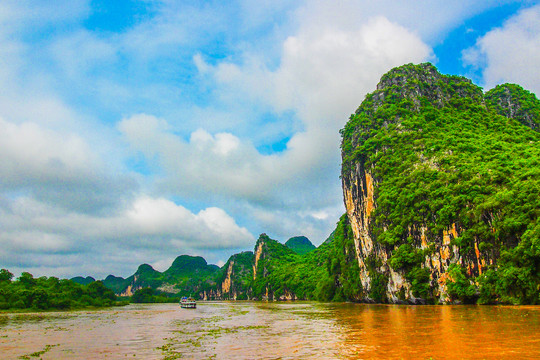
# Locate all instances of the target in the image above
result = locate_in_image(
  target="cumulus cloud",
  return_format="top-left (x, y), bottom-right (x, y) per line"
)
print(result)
top-left (121, 12), bottom-right (430, 253)
top-left (286, 0), bottom-right (524, 46)
top-left (0, 118), bottom-right (101, 182)
top-left (0, 195), bottom-right (254, 277)
top-left (125, 196), bottom-right (253, 248)
top-left (462, 5), bottom-right (540, 94)
top-left (0, 117), bottom-right (136, 214)
top-left (120, 14), bottom-right (431, 241)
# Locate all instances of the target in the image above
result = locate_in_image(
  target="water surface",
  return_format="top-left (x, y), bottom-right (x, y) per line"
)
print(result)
top-left (0, 302), bottom-right (538, 359)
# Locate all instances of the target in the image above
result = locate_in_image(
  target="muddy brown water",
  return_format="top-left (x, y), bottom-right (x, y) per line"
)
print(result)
top-left (0, 302), bottom-right (538, 359)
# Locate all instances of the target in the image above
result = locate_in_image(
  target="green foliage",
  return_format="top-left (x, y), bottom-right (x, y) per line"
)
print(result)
top-left (365, 255), bottom-right (388, 303)
top-left (407, 267), bottom-right (431, 299)
top-left (341, 62), bottom-right (540, 304)
top-left (389, 244), bottom-right (423, 271)
top-left (285, 236), bottom-right (316, 255)
top-left (485, 83), bottom-right (540, 131)
top-left (102, 256), bottom-right (220, 300)
top-left (0, 269), bottom-right (13, 282)
top-left (389, 244), bottom-right (432, 300)
top-left (216, 251), bottom-right (254, 300)
top-left (70, 276), bottom-right (96, 285)
top-left (478, 223), bottom-right (540, 304)
top-left (446, 264), bottom-right (477, 304)
top-left (0, 270), bottom-right (120, 311)
top-left (247, 216), bottom-right (363, 302)
top-left (131, 287), bottom-right (155, 303)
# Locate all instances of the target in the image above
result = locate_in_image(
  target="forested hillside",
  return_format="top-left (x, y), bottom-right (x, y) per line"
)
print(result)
top-left (340, 63), bottom-right (539, 304)
top-left (101, 255), bottom-right (220, 298)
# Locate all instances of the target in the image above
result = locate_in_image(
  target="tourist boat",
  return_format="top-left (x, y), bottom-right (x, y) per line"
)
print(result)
top-left (180, 296), bottom-right (197, 309)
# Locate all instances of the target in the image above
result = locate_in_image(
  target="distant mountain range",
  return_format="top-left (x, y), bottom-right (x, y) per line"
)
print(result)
top-left (72, 236), bottom-right (318, 298)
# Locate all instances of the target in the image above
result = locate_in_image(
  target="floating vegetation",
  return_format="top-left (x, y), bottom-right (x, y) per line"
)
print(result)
top-left (157, 310), bottom-right (269, 359)
top-left (18, 344), bottom-right (59, 359)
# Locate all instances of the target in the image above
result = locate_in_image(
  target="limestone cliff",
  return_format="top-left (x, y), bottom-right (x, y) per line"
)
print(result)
top-left (252, 234), bottom-right (297, 300)
top-left (218, 251), bottom-right (254, 300)
top-left (341, 63), bottom-right (540, 304)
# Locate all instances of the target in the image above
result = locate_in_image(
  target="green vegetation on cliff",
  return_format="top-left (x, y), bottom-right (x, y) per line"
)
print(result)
top-left (215, 251), bottom-right (254, 300)
top-left (249, 216), bottom-right (362, 302)
top-left (0, 269), bottom-right (120, 311)
top-left (130, 287), bottom-right (178, 303)
top-left (485, 83), bottom-right (539, 131)
top-left (341, 62), bottom-right (539, 304)
top-left (285, 236), bottom-right (316, 255)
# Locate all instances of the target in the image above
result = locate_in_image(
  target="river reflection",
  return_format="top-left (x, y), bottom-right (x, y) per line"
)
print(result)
top-left (0, 302), bottom-right (538, 359)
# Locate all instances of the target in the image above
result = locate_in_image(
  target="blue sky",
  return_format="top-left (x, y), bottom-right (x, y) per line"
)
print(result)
top-left (0, 0), bottom-right (539, 279)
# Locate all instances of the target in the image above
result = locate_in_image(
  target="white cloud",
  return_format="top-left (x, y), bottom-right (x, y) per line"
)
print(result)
top-left (117, 10), bottom-right (433, 250)
top-left (126, 196), bottom-right (253, 248)
top-left (49, 30), bottom-right (117, 78)
top-left (0, 117), bottom-right (135, 213)
top-left (462, 5), bottom-right (540, 94)
top-left (0, 117), bottom-right (100, 181)
top-left (0, 195), bottom-right (254, 277)
top-left (120, 14), bottom-right (431, 221)
top-left (287, 0), bottom-right (523, 45)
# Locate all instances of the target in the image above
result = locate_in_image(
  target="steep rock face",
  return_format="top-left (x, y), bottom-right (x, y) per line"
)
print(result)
top-left (199, 288), bottom-right (222, 300)
top-left (341, 63), bottom-right (539, 304)
top-left (218, 251), bottom-right (254, 300)
top-left (118, 264), bottom-right (161, 297)
top-left (252, 233), bottom-right (298, 300)
top-left (252, 234), bottom-right (275, 300)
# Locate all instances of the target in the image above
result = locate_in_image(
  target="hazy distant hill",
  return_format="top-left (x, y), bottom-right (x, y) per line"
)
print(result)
top-left (70, 276), bottom-right (96, 285)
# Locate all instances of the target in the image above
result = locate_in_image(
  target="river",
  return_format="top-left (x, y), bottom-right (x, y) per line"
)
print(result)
top-left (0, 302), bottom-right (538, 359)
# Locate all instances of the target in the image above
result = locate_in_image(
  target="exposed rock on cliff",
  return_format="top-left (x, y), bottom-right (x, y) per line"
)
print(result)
top-left (217, 251), bottom-right (254, 300)
top-left (252, 233), bottom-right (298, 300)
top-left (341, 63), bottom-right (539, 304)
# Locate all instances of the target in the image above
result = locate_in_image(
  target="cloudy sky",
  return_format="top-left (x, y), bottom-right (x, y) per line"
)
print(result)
top-left (1, 0), bottom-right (539, 279)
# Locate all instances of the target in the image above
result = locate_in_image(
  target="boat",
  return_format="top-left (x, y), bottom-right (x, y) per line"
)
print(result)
top-left (180, 296), bottom-right (197, 309)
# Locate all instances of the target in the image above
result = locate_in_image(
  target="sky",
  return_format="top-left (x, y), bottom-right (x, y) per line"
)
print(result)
top-left (1, 0), bottom-right (539, 279)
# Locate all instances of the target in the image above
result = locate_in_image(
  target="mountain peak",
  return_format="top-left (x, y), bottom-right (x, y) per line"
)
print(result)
top-left (168, 255), bottom-right (208, 272)
top-left (136, 264), bottom-right (157, 274)
top-left (357, 62), bottom-right (482, 116)
top-left (285, 236), bottom-right (316, 255)
top-left (485, 83), bottom-right (540, 131)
